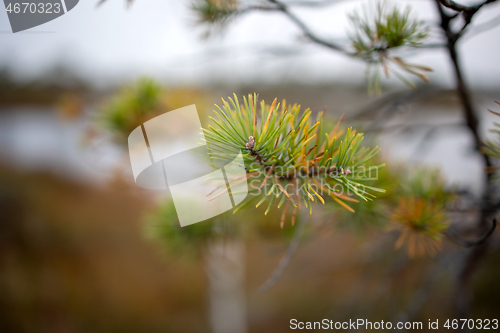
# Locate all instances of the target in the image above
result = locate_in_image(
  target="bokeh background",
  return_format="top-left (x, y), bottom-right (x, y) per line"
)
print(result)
top-left (1, 0), bottom-right (500, 332)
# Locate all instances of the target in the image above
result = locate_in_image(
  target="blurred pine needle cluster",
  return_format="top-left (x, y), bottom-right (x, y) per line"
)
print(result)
top-left (98, 79), bottom-right (209, 144)
top-left (328, 163), bottom-right (452, 258)
top-left (100, 78), bottom-right (163, 143)
top-left (389, 169), bottom-right (452, 258)
top-left (191, 0), bottom-right (238, 37)
top-left (348, 1), bottom-right (431, 93)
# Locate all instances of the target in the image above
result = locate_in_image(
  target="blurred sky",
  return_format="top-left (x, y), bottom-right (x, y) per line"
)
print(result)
top-left (0, 0), bottom-right (500, 88)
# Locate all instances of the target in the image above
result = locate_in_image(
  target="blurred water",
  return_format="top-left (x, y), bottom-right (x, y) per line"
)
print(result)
top-left (0, 108), bottom-right (121, 183)
top-left (0, 94), bottom-right (498, 195)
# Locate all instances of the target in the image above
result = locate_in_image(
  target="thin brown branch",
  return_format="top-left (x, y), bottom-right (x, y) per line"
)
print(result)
top-left (438, 0), bottom-right (497, 12)
top-left (437, 0), bottom-right (499, 38)
top-left (364, 87), bottom-right (441, 132)
top-left (266, 0), bottom-right (349, 55)
top-left (454, 242), bottom-right (490, 324)
top-left (434, 0), bottom-right (492, 169)
top-left (438, 0), bottom-right (481, 12)
top-left (448, 218), bottom-right (497, 248)
top-left (434, 0), bottom-right (496, 321)
top-left (219, 0), bottom-right (349, 56)
top-left (258, 211), bottom-right (308, 292)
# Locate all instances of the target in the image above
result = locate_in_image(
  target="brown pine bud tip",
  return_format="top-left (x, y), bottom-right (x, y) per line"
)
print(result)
top-left (246, 136), bottom-right (255, 150)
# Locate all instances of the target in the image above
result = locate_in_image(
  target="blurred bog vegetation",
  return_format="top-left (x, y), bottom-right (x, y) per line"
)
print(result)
top-left (1, 162), bottom-right (499, 333)
top-left (1, 73), bottom-right (500, 332)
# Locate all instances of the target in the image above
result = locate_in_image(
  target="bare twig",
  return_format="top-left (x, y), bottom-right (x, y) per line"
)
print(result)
top-left (210, 0), bottom-right (349, 55)
top-left (410, 123), bottom-right (463, 159)
top-left (392, 253), bottom-right (460, 332)
top-left (438, 0), bottom-right (497, 12)
top-left (454, 242), bottom-right (490, 328)
top-left (434, 0), bottom-right (492, 169)
top-left (438, 0), bottom-right (481, 12)
top-left (437, 0), bottom-right (499, 37)
top-left (364, 87), bottom-right (441, 132)
top-left (448, 218), bottom-right (497, 248)
top-left (258, 211), bottom-right (308, 292)
top-left (266, 0), bottom-right (349, 55)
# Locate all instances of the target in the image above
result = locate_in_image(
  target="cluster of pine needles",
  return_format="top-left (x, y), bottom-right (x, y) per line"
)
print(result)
top-left (203, 93), bottom-right (385, 228)
top-left (348, 0), bottom-right (431, 93)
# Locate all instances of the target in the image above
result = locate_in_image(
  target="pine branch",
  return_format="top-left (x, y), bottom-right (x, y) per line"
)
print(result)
top-left (206, 94), bottom-right (385, 217)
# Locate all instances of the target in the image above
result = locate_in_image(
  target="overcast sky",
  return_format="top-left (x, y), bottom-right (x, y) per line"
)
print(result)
top-left (0, 0), bottom-right (499, 88)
